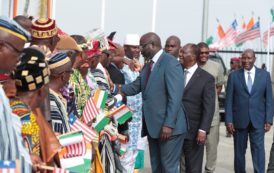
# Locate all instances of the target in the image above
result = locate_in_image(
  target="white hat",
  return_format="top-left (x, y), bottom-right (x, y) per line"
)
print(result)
top-left (124, 34), bottom-right (140, 46)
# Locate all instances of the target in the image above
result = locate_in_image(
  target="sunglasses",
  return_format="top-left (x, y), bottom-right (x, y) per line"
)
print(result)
top-left (200, 51), bottom-right (209, 55)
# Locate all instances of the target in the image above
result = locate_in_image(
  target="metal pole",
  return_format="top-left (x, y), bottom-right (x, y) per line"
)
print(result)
top-left (151, 0), bottom-right (157, 32)
top-left (101, 0), bottom-right (105, 30)
top-left (51, 0), bottom-right (56, 19)
top-left (201, 0), bottom-right (209, 41)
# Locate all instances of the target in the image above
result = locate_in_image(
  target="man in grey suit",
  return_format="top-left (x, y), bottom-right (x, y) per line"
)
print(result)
top-left (121, 32), bottom-right (187, 173)
top-left (180, 43), bottom-right (215, 173)
top-left (225, 49), bottom-right (273, 173)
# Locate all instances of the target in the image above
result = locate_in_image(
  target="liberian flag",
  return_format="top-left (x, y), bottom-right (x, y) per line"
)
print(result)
top-left (92, 112), bottom-right (110, 132)
top-left (82, 96), bottom-right (100, 124)
top-left (53, 168), bottom-right (75, 173)
top-left (110, 104), bottom-right (133, 124)
top-left (68, 114), bottom-right (98, 143)
top-left (93, 89), bottom-right (108, 110)
top-left (220, 19), bottom-right (238, 48)
top-left (235, 21), bottom-right (261, 45)
top-left (263, 26), bottom-right (274, 48)
top-left (0, 160), bottom-right (16, 173)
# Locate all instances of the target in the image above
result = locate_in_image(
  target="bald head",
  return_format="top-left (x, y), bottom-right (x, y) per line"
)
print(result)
top-left (13, 15), bottom-right (32, 32)
top-left (166, 36), bottom-right (180, 45)
top-left (141, 32), bottom-right (162, 48)
top-left (140, 32), bottom-right (162, 60)
top-left (181, 43), bottom-right (199, 69)
top-left (242, 49), bottom-right (255, 58)
top-left (165, 35), bottom-right (181, 57)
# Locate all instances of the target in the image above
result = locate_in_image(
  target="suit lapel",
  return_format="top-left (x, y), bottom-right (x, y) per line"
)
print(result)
top-left (144, 53), bottom-right (164, 94)
top-left (238, 69), bottom-right (249, 94)
top-left (184, 67), bottom-right (201, 93)
top-left (250, 67), bottom-right (261, 95)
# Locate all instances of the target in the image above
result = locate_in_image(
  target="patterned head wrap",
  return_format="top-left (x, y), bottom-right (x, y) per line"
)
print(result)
top-left (0, 16), bottom-right (31, 41)
top-left (48, 52), bottom-right (71, 70)
top-left (13, 47), bottom-right (49, 91)
top-left (31, 18), bottom-right (58, 39)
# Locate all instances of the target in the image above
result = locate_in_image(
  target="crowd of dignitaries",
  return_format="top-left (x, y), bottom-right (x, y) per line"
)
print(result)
top-left (0, 15), bottom-right (274, 173)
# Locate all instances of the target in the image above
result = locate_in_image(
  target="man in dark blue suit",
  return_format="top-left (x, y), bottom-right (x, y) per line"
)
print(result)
top-left (225, 49), bottom-right (273, 173)
top-left (121, 32), bottom-right (187, 173)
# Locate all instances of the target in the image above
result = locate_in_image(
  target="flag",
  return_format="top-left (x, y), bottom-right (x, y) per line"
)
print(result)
top-left (242, 17), bottom-right (246, 30)
top-left (235, 21), bottom-right (260, 45)
top-left (82, 96), bottom-right (100, 124)
top-left (271, 8), bottom-right (274, 22)
top-left (53, 168), bottom-right (74, 173)
top-left (219, 19), bottom-right (238, 48)
top-left (93, 89), bottom-right (108, 110)
top-left (58, 131), bottom-right (87, 159)
top-left (206, 36), bottom-right (214, 45)
top-left (217, 23), bottom-right (225, 39)
top-left (68, 114), bottom-right (98, 143)
top-left (59, 143), bottom-right (92, 173)
top-left (92, 112), bottom-right (110, 132)
top-left (246, 17), bottom-right (254, 30)
top-left (64, 141), bottom-right (87, 159)
top-left (0, 160), bottom-right (16, 173)
top-left (263, 26), bottom-right (274, 48)
top-left (110, 104), bottom-right (133, 124)
top-left (58, 131), bottom-right (84, 146)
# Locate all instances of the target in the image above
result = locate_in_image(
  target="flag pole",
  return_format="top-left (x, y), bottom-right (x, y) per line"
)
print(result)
top-left (267, 22), bottom-right (271, 71)
top-left (258, 17), bottom-right (262, 51)
top-left (47, 0), bottom-right (51, 18)
top-left (51, 0), bottom-right (56, 19)
top-left (13, 0), bottom-right (18, 17)
top-left (151, 0), bottom-right (157, 32)
top-left (201, 0), bottom-right (209, 41)
top-left (101, 0), bottom-right (106, 30)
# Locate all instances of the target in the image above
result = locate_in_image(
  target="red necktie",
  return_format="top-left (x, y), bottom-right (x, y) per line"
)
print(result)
top-left (145, 60), bottom-right (154, 88)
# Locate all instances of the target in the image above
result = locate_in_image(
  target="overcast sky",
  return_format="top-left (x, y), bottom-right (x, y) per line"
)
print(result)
top-left (1, 0), bottom-right (274, 47)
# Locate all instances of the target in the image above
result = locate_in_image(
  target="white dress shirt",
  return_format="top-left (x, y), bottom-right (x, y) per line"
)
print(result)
top-left (244, 66), bottom-right (256, 86)
top-left (151, 49), bottom-right (163, 70)
top-left (184, 63), bottom-right (206, 134)
top-left (184, 63), bottom-right (198, 86)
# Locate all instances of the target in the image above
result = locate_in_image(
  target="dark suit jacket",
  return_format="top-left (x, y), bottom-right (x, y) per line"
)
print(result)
top-left (107, 63), bottom-right (125, 84)
top-left (225, 67), bottom-right (273, 128)
top-left (183, 67), bottom-right (216, 139)
top-left (122, 51), bottom-right (187, 138)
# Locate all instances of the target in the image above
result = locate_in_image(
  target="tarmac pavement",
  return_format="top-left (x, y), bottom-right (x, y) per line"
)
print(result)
top-left (141, 122), bottom-right (274, 173)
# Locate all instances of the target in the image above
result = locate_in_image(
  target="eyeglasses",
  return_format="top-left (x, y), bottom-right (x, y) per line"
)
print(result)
top-left (140, 41), bottom-right (152, 50)
top-left (200, 51), bottom-right (209, 55)
top-left (0, 40), bottom-right (23, 54)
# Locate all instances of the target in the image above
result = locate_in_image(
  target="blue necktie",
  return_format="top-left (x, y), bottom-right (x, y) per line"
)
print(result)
top-left (247, 72), bottom-right (253, 93)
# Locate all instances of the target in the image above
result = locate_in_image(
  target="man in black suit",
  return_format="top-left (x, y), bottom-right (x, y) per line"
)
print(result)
top-left (180, 43), bottom-right (215, 173)
top-left (107, 43), bottom-right (125, 85)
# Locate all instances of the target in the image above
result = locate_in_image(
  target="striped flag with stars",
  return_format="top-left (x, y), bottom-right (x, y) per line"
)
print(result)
top-left (68, 114), bottom-right (98, 143)
top-left (0, 160), bottom-right (17, 173)
top-left (82, 96), bottom-right (100, 124)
